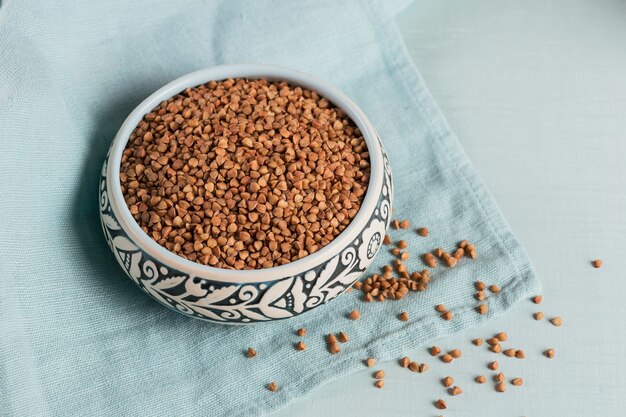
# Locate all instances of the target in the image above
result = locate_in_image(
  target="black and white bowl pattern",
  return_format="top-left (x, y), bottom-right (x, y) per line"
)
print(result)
top-left (99, 64), bottom-right (393, 324)
top-left (100, 148), bottom-right (391, 323)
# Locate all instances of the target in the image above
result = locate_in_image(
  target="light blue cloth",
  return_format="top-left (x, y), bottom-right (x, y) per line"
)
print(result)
top-left (0, 0), bottom-right (539, 416)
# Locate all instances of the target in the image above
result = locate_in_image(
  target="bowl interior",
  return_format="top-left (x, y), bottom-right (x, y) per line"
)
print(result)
top-left (106, 64), bottom-right (384, 283)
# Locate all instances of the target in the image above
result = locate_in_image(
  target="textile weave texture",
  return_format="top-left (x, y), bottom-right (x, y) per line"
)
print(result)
top-left (0, 0), bottom-right (539, 415)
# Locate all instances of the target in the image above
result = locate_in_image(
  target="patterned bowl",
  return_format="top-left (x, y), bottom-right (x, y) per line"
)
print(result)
top-left (99, 64), bottom-right (393, 324)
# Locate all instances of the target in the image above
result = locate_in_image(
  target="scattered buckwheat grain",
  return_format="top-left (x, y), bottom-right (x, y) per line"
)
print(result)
top-left (487, 338), bottom-right (499, 346)
top-left (511, 378), bottom-right (523, 386)
top-left (442, 253), bottom-right (458, 268)
top-left (550, 317), bottom-right (563, 327)
top-left (424, 253), bottom-right (437, 268)
top-left (466, 243), bottom-right (477, 259)
top-left (449, 349), bottom-right (462, 359)
top-left (400, 356), bottom-right (410, 368)
top-left (327, 334), bottom-right (340, 354)
top-left (489, 284), bottom-right (501, 293)
top-left (504, 349), bottom-right (516, 357)
top-left (441, 354), bottom-right (453, 363)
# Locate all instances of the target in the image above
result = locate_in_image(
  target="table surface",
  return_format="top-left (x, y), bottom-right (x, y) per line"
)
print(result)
top-left (270, 0), bottom-right (626, 416)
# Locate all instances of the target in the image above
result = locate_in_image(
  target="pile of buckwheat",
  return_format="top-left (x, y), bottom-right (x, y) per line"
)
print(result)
top-left (120, 78), bottom-right (370, 269)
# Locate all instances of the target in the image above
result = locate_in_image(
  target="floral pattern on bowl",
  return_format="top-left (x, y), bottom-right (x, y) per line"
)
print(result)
top-left (99, 64), bottom-right (393, 324)
top-left (100, 139), bottom-right (392, 323)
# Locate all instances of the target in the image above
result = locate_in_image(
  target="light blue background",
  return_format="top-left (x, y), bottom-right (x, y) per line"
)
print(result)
top-left (0, 0), bottom-right (621, 415)
top-left (270, 0), bottom-right (626, 416)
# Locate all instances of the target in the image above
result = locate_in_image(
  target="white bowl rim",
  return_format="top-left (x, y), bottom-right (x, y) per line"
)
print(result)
top-left (106, 63), bottom-right (384, 283)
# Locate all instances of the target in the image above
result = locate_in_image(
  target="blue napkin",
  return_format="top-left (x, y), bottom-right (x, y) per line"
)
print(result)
top-left (0, 0), bottom-right (539, 415)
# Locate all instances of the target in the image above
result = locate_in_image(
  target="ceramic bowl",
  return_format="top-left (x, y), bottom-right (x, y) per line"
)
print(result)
top-left (99, 64), bottom-right (393, 324)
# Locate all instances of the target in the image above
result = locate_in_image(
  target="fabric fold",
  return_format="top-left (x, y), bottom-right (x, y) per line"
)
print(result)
top-left (0, 0), bottom-right (539, 416)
